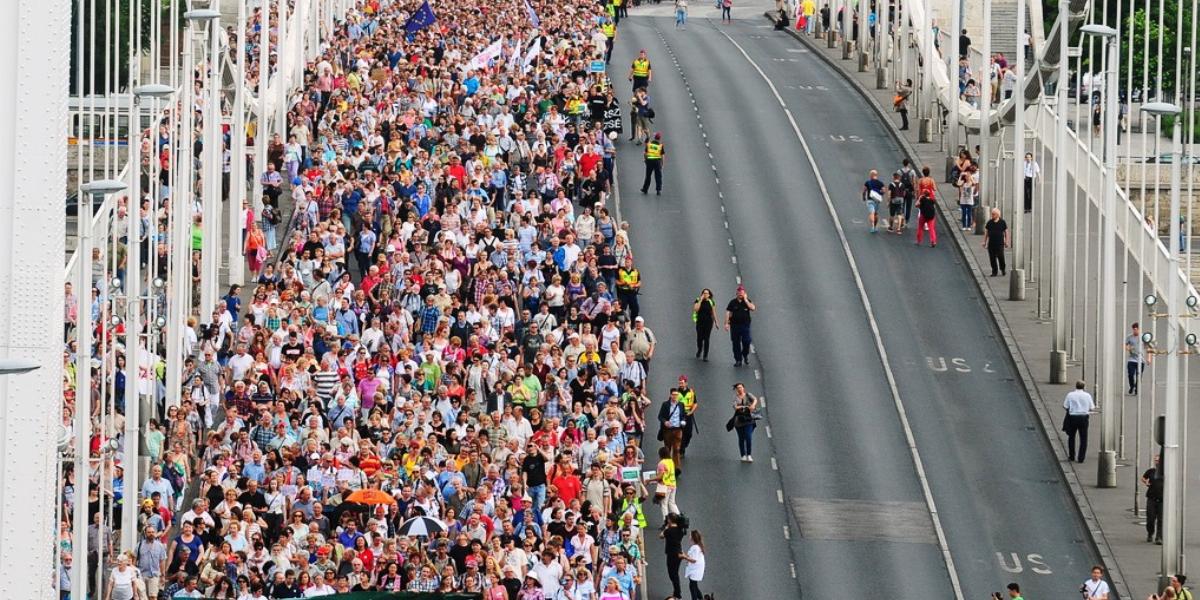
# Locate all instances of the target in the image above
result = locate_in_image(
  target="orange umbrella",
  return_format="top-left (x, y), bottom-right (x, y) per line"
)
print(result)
top-left (344, 488), bottom-right (397, 506)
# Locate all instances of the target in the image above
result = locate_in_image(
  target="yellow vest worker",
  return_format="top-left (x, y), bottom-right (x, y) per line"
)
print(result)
top-left (628, 50), bottom-right (652, 91)
top-left (674, 376), bottom-right (699, 457)
top-left (641, 131), bottom-right (665, 195)
top-left (644, 141), bottom-right (663, 160)
top-left (602, 20), bottom-right (616, 64)
top-left (631, 58), bottom-right (650, 78)
top-left (617, 267), bottom-right (640, 292)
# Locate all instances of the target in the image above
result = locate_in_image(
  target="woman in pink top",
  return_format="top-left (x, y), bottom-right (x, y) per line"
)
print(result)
top-left (599, 576), bottom-right (629, 600)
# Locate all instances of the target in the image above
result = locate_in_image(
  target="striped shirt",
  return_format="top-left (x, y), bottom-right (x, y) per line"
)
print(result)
top-left (314, 370), bottom-right (340, 402)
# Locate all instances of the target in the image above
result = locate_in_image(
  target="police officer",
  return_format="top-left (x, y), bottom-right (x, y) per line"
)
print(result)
top-left (616, 255), bottom-right (641, 320)
top-left (673, 375), bottom-right (699, 458)
top-left (724, 284), bottom-right (756, 366)
top-left (641, 131), bottom-right (665, 195)
top-left (629, 49), bottom-right (652, 92)
top-left (602, 18), bottom-right (617, 64)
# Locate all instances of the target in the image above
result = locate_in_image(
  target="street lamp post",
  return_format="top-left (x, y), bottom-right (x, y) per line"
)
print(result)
top-left (229, 0), bottom-right (247, 287)
top-left (974, 0), bottom-right (991, 236)
top-left (171, 9), bottom-right (220, 409)
top-left (1009, 0), bottom-right (1027, 301)
top-left (0, 359), bottom-right (40, 374)
top-left (857, 0), bottom-right (869, 71)
top-left (1081, 23), bottom-right (1120, 488)
top-left (199, 5), bottom-right (223, 317)
top-left (253, 0), bottom-right (270, 218)
top-left (75, 179), bottom-right (127, 600)
top-left (1142, 101), bottom-right (1184, 587)
top-left (120, 83), bottom-right (172, 553)
top-left (1050, 9), bottom-right (1070, 384)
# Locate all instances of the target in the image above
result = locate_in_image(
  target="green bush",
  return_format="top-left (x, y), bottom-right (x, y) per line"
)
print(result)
top-left (1159, 110), bottom-right (1200, 139)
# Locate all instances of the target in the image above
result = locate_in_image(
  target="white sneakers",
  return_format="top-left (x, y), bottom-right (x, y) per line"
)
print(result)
top-left (740, 455), bottom-right (754, 462)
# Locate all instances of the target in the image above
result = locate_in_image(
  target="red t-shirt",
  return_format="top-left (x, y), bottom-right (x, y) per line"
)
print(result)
top-left (552, 473), bottom-right (583, 503)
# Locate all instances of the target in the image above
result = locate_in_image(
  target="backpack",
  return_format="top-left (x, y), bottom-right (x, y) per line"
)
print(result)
top-left (899, 168), bottom-right (915, 196)
top-left (675, 512), bottom-right (690, 533)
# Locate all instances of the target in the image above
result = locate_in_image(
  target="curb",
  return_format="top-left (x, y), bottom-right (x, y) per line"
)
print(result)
top-left (771, 14), bottom-right (1133, 599)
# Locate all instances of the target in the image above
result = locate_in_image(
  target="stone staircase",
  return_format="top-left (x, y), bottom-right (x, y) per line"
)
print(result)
top-left (989, 0), bottom-right (1023, 66)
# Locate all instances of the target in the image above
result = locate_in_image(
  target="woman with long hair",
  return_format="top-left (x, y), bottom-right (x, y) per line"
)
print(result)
top-left (682, 530), bottom-right (707, 600)
top-left (692, 289), bottom-right (717, 361)
top-left (731, 382), bottom-right (759, 462)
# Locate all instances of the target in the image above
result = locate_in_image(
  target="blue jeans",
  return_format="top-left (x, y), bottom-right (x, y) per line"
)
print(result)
top-left (676, 8), bottom-right (686, 26)
top-left (736, 423), bottom-right (755, 456)
top-left (529, 484), bottom-right (547, 523)
top-left (960, 204), bottom-right (973, 229)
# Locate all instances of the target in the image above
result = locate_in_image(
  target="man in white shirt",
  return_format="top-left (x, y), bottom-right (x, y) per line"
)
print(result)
top-left (1022, 152), bottom-right (1041, 212)
top-left (1082, 565), bottom-right (1110, 599)
top-left (1062, 380), bottom-right (1095, 463)
top-left (227, 343), bottom-right (255, 382)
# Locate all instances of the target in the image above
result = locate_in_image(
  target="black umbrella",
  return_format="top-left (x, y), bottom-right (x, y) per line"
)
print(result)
top-left (396, 515), bottom-right (448, 538)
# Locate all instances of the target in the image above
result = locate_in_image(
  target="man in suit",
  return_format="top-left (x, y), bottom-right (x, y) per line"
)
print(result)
top-left (658, 392), bottom-right (686, 474)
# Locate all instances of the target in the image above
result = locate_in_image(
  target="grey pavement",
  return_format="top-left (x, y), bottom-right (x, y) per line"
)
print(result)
top-left (784, 17), bottom-right (1200, 599)
top-left (611, 14), bottom-right (1103, 600)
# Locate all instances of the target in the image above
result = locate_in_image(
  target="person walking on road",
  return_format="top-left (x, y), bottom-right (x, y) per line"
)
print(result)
top-left (729, 382), bottom-right (759, 462)
top-left (657, 393), bottom-right (687, 474)
top-left (1062, 380), bottom-right (1095, 463)
top-left (721, 0), bottom-right (732, 23)
top-left (630, 89), bottom-right (652, 144)
top-left (651, 446), bottom-right (680, 522)
top-left (1126, 322), bottom-right (1150, 395)
top-left (682, 530), bottom-right (706, 600)
top-left (915, 166), bottom-right (938, 247)
top-left (1081, 565), bottom-right (1110, 599)
top-left (886, 171), bottom-right (906, 233)
top-left (673, 375), bottom-right (698, 458)
top-left (957, 163), bottom-right (978, 231)
top-left (725, 285), bottom-right (756, 366)
top-left (641, 132), bottom-right (665, 195)
top-left (629, 49), bottom-right (653, 92)
top-left (1142, 454), bottom-right (1164, 544)
top-left (660, 513), bottom-right (687, 600)
top-left (617, 255), bottom-right (642, 321)
top-left (982, 207), bottom-right (1009, 276)
top-left (898, 158), bottom-right (917, 224)
top-left (692, 289), bottom-right (717, 360)
top-left (602, 17), bottom-right (617, 64)
top-left (675, 0), bottom-right (688, 29)
top-left (862, 169), bottom-right (885, 233)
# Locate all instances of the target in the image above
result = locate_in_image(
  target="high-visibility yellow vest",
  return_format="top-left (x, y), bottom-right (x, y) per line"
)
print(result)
top-left (661, 458), bottom-right (676, 487)
top-left (674, 388), bottom-right (695, 412)
top-left (602, 22), bottom-right (616, 38)
top-left (620, 496), bottom-right (648, 528)
top-left (617, 268), bottom-right (640, 289)
top-left (645, 141), bottom-right (663, 160)
top-left (631, 58), bottom-right (650, 77)
top-left (567, 97), bottom-right (585, 115)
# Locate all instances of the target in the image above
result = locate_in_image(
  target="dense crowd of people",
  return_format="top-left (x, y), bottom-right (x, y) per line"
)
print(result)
top-left (59, 0), bottom-right (688, 597)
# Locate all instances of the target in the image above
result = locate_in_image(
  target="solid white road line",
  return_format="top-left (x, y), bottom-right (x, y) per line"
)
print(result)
top-left (716, 26), bottom-right (966, 600)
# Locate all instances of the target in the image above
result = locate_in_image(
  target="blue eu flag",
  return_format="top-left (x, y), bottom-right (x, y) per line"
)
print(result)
top-left (404, 0), bottom-right (437, 34)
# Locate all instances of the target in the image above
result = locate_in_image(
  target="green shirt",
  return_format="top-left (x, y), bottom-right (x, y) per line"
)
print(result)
top-left (191, 224), bottom-right (203, 251)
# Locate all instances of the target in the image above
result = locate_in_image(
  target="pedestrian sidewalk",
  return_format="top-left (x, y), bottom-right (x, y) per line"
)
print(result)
top-left (782, 18), bottom-right (1200, 600)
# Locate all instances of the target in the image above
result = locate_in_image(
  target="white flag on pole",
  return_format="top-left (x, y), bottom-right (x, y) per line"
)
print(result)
top-left (466, 38), bottom-right (504, 72)
top-left (522, 37), bottom-right (542, 73)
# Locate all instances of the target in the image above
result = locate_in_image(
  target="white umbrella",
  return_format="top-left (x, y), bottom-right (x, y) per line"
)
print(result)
top-left (397, 516), bottom-right (448, 538)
